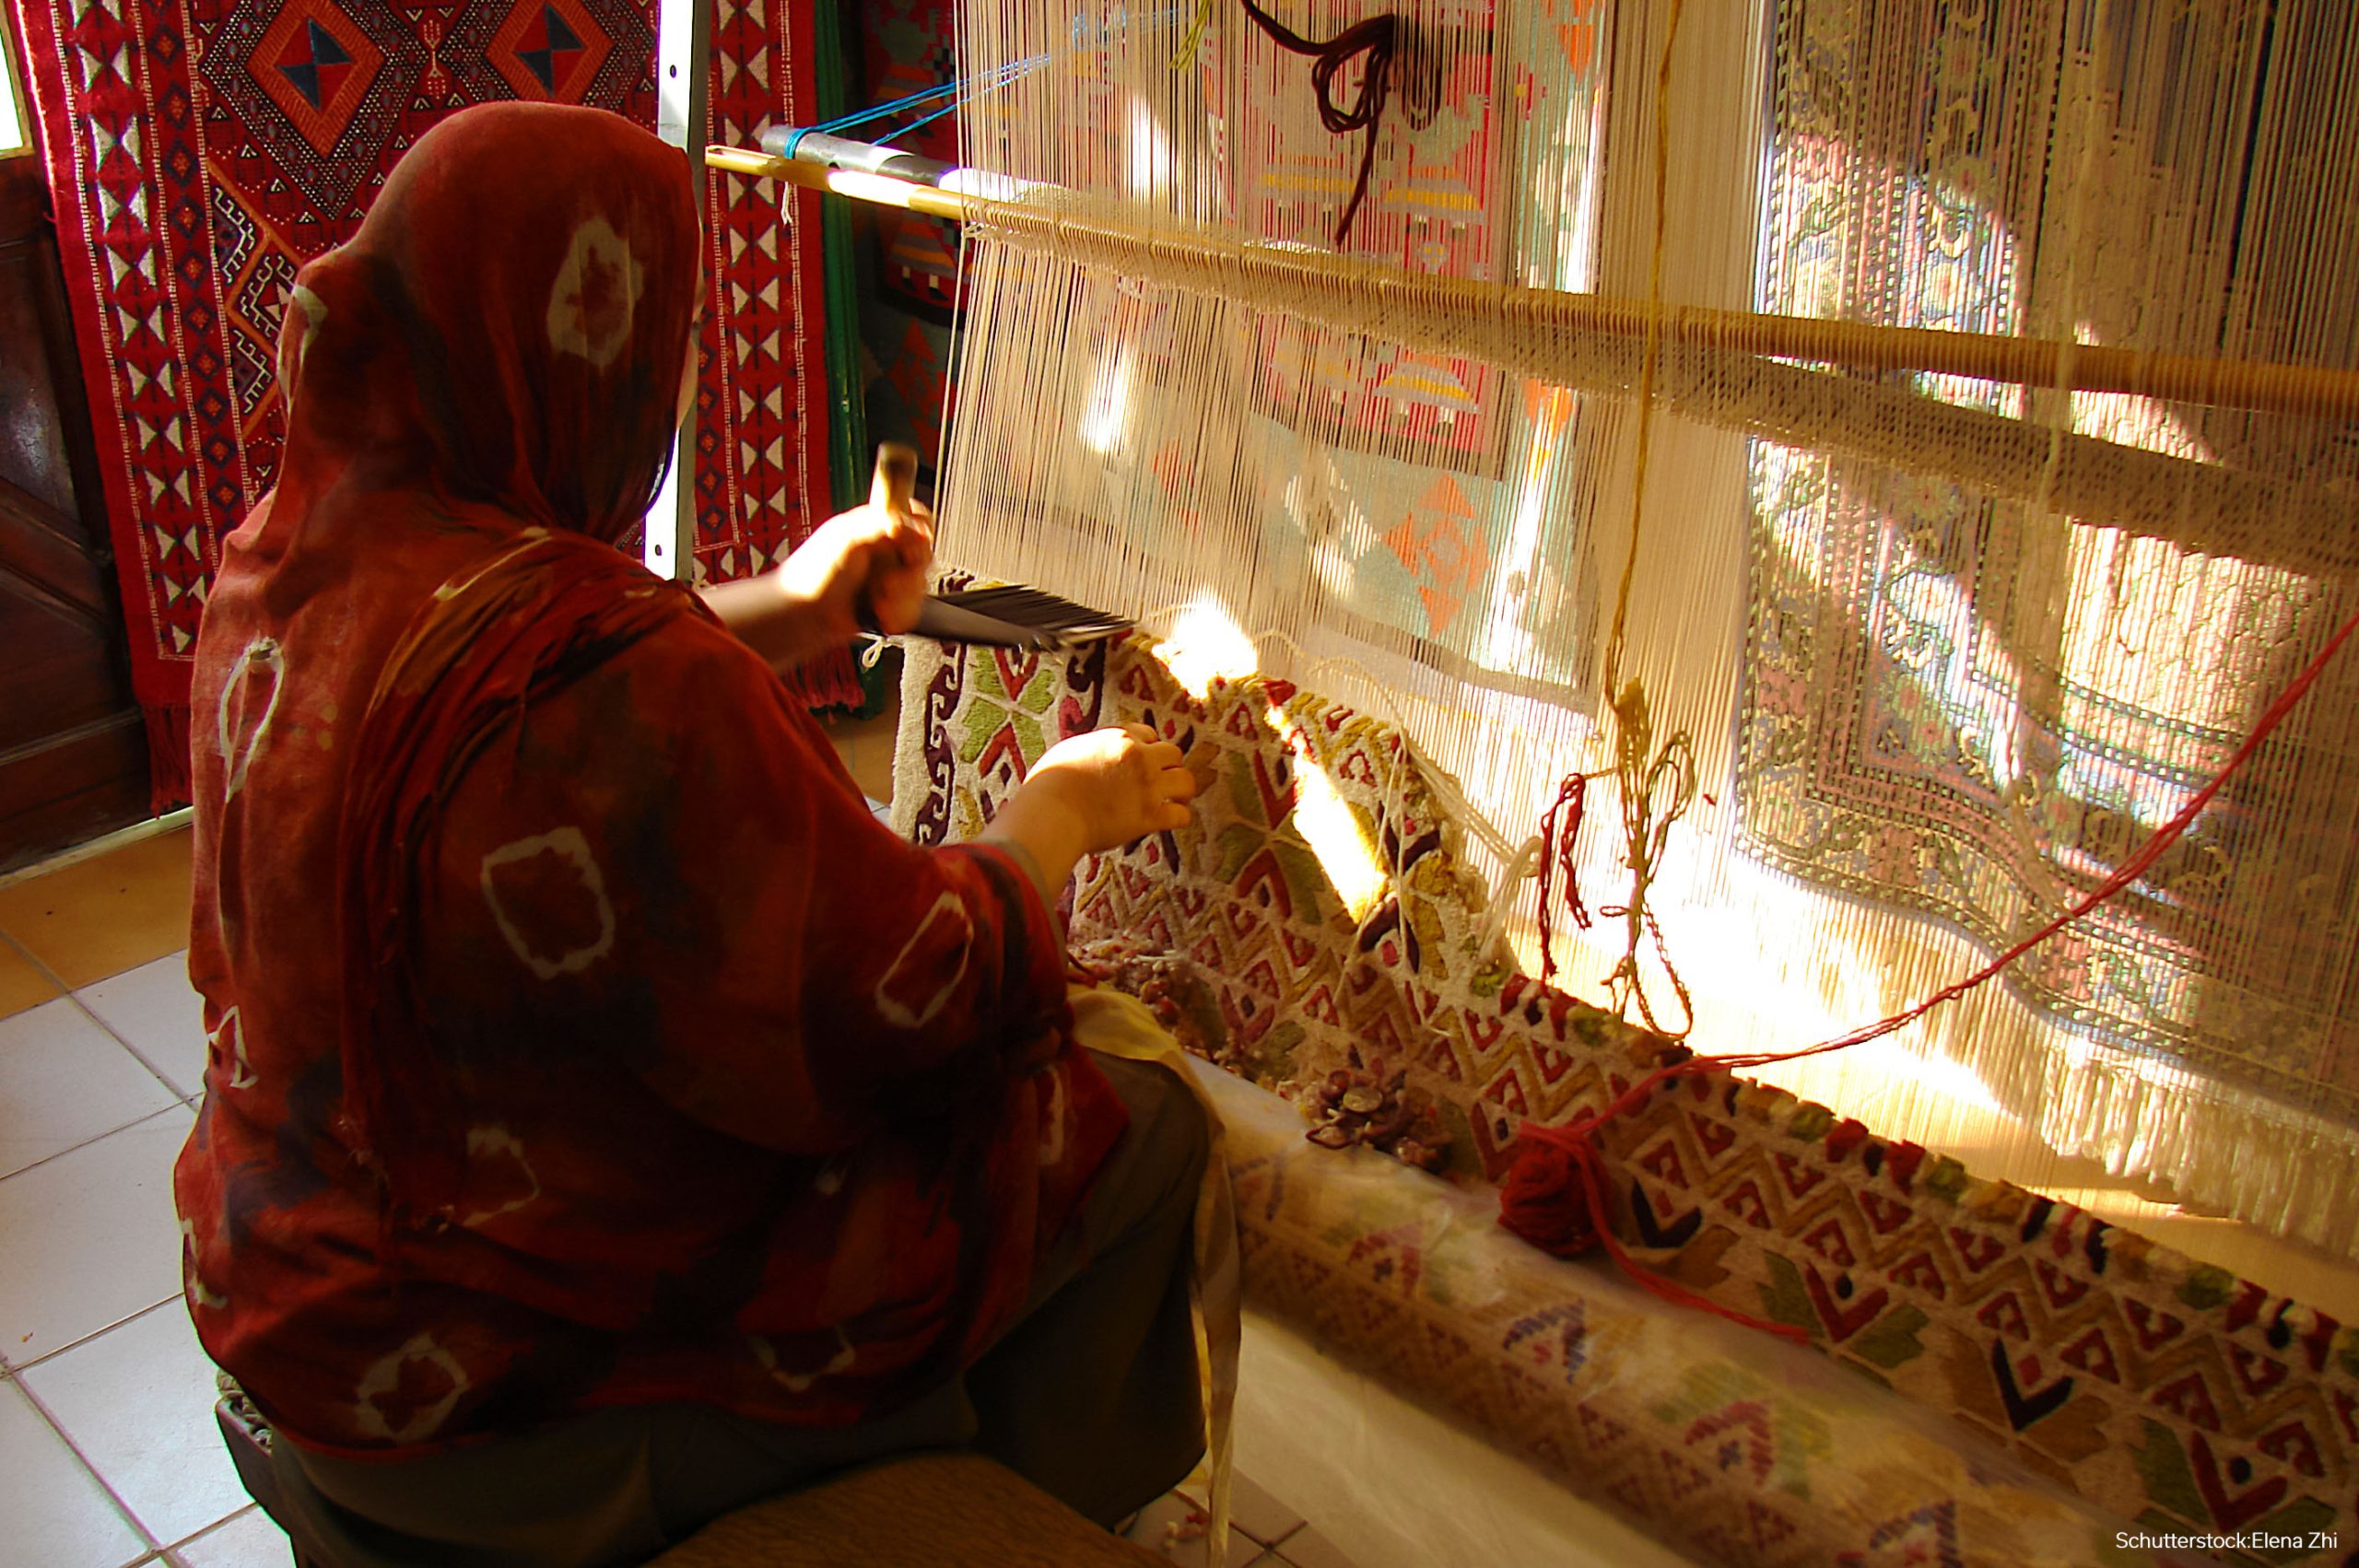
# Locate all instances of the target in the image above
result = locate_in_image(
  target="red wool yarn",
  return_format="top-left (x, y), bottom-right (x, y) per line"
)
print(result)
top-left (1532, 771), bottom-right (1591, 984)
top-left (1496, 1137), bottom-right (1602, 1258)
top-left (1496, 601), bottom-right (2359, 1340)
top-left (1499, 1066), bottom-right (1812, 1342)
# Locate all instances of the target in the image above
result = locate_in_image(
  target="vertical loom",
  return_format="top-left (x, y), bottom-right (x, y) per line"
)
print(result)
top-left (712, 1), bottom-right (2359, 1279)
top-left (696, 4), bottom-right (2359, 1556)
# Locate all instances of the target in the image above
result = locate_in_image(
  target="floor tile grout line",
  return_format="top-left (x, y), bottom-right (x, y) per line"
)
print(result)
top-left (60, 973), bottom-right (201, 1105)
top-left (18, 1312), bottom-right (252, 1562)
top-left (0, 1096), bottom-right (194, 1187)
top-left (159, 1500), bottom-right (262, 1555)
top-left (10, 1353), bottom-right (168, 1556)
top-left (0, 922), bottom-right (190, 1011)
top-left (1173, 1485), bottom-right (1310, 1551)
top-left (0, 925), bottom-right (72, 999)
top-left (6, 1294), bottom-right (183, 1376)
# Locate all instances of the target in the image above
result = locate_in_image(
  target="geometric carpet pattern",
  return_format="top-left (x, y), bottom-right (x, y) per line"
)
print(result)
top-left (11, 0), bottom-right (837, 798)
top-left (896, 633), bottom-right (2358, 1557)
top-left (1206, 1066), bottom-right (2148, 1565)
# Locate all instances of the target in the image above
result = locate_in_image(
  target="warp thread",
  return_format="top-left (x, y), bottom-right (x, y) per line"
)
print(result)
top-left (1237, 0), bottom-right (1401, 247)
top-left (1579, 0), bottom-right (1696, 1041)
top-left (776, 51), bottom-right (1049, 157)
top-left (1500, 598), bottom-right (2359, 1332)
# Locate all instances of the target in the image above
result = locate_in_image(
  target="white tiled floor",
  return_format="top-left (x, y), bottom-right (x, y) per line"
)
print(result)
top-left (0, 806), bottom-right (1358, 1565)
top-left (0, 1377), bottom-right (151, 1568)
top-left (171, 1510), bottom-right (295, 1568)
top-left (0, 999), bottom-right (181, 1177)
top-left (77, 957), bottom-right (212, 1101)
top-left (0, 1105), bottom-right (194, 1364)
top-left (22, 1304), bottom-right (259, 1549)
top-left (0, 818), bottom-right (1349, 1568)
top-left (1, 920), bottom-right (292, 1567)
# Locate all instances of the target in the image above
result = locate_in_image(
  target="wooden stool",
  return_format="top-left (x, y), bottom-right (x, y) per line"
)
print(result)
top-left (220, 1387), bottom-right (1161, 1567)
top-left (649, 1452), bottom-right (1167, 1568)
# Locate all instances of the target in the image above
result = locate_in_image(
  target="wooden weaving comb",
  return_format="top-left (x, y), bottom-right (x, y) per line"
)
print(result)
top-left (863, 444), bottom-right (1134, 653)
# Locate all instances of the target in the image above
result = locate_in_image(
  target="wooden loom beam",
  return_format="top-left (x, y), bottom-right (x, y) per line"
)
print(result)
top-left (706, 143), bottom-right (2359, 424)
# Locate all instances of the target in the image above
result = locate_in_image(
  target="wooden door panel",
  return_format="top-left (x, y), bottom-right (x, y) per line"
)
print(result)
top-left (0, 158), bottom-right (97, 531)
top-left (0, 146), bottom-right (150, 869)
top-left (0, 474), bottom-right (114, 622)
top-left (1, 591), bottom-right (129, 744)
top-left (0, 712), bottom-right (148, 863)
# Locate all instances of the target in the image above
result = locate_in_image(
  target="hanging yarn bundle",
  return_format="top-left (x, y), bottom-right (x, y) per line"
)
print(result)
top-left (1593, 680), bottom-right (1696, 1038)
top-left (1532, 770), bottom-right (1590, 986)
top-left (1232, 2), bottom-right (1401, 247)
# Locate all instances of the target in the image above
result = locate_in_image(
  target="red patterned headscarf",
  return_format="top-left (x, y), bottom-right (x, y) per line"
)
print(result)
top-left (263, 100), bottom-right (698, 558)
top-left (252, 102), bottom-right (706, 1214)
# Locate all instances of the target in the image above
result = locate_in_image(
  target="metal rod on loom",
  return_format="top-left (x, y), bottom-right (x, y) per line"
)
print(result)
top-left (640, 0), bottom-right (708, 581)
top-left (706, 140), bottom-right (2359, 423)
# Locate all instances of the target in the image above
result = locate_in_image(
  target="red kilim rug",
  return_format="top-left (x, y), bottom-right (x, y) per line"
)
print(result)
top-left (11, 0), bottom-right (838, 807)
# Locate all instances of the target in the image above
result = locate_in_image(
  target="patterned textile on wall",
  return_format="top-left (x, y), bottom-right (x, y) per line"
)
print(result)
top-left (1223, 0), bottom-right (1514, 480)
top-left (693, 0), bottom-right (835, 637)
top-left (12, 0), bottom-right (837, 802)
top-left (893, 633), bottom-right (2359, 1556)
top-left (844, 0), bottom-right (1547, 503)
top-left (694, 0), bottom-right (834, 638)
top-left (942, 0), bottom-right (1609, 685)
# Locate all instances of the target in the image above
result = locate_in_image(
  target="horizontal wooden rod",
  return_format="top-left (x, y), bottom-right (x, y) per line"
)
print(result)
top-left (706, 143), bottom-right (2359, 421)
top-left (709, 144), bottom-right (968, 220)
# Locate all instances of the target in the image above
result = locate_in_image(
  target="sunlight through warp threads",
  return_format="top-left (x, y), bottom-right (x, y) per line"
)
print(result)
top-left (942, 0), bottom-right (2359, 1271)
top-left (1499, 601), bottom-right (2359, 1309)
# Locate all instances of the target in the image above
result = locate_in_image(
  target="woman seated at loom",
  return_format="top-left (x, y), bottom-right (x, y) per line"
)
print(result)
top-left (172, 101), bottom-right (1206, 1562)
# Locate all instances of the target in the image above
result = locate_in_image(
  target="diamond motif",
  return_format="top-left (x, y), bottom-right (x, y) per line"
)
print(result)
top-left (199, 0), bottom-right (425, 215)
top-left (446, 0), bottom-right (647, 107)
top-left (512, 5), bottom-right (584, 93)
top-left (275, 18), bottom-right (356, 110)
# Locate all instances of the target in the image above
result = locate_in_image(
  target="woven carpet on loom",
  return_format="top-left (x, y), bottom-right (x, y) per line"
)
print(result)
top-left (895, 630), bottom-right (2359, 1557)
top-left (11, 0), bottom-right (842, 809)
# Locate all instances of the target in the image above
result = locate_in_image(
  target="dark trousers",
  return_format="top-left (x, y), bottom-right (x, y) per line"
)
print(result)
top-left (271, 1051), bottom-right (1210, 1566)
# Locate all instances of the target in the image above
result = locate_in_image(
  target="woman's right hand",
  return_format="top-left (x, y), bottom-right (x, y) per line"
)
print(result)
top-left (1027, 724), bottom-right (1197, 852)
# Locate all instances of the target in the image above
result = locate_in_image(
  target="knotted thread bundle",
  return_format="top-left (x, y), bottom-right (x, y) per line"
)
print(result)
top-left (1236, 1), bottom-right (1400, 247)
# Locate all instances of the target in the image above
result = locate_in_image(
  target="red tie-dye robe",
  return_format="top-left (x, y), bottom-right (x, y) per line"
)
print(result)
top-left (171, 103), bottom-right (1124, 1457)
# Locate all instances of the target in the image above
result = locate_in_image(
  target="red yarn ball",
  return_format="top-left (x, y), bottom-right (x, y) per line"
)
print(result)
top-left (1498, 1139), bottom-right (1602, 1258)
